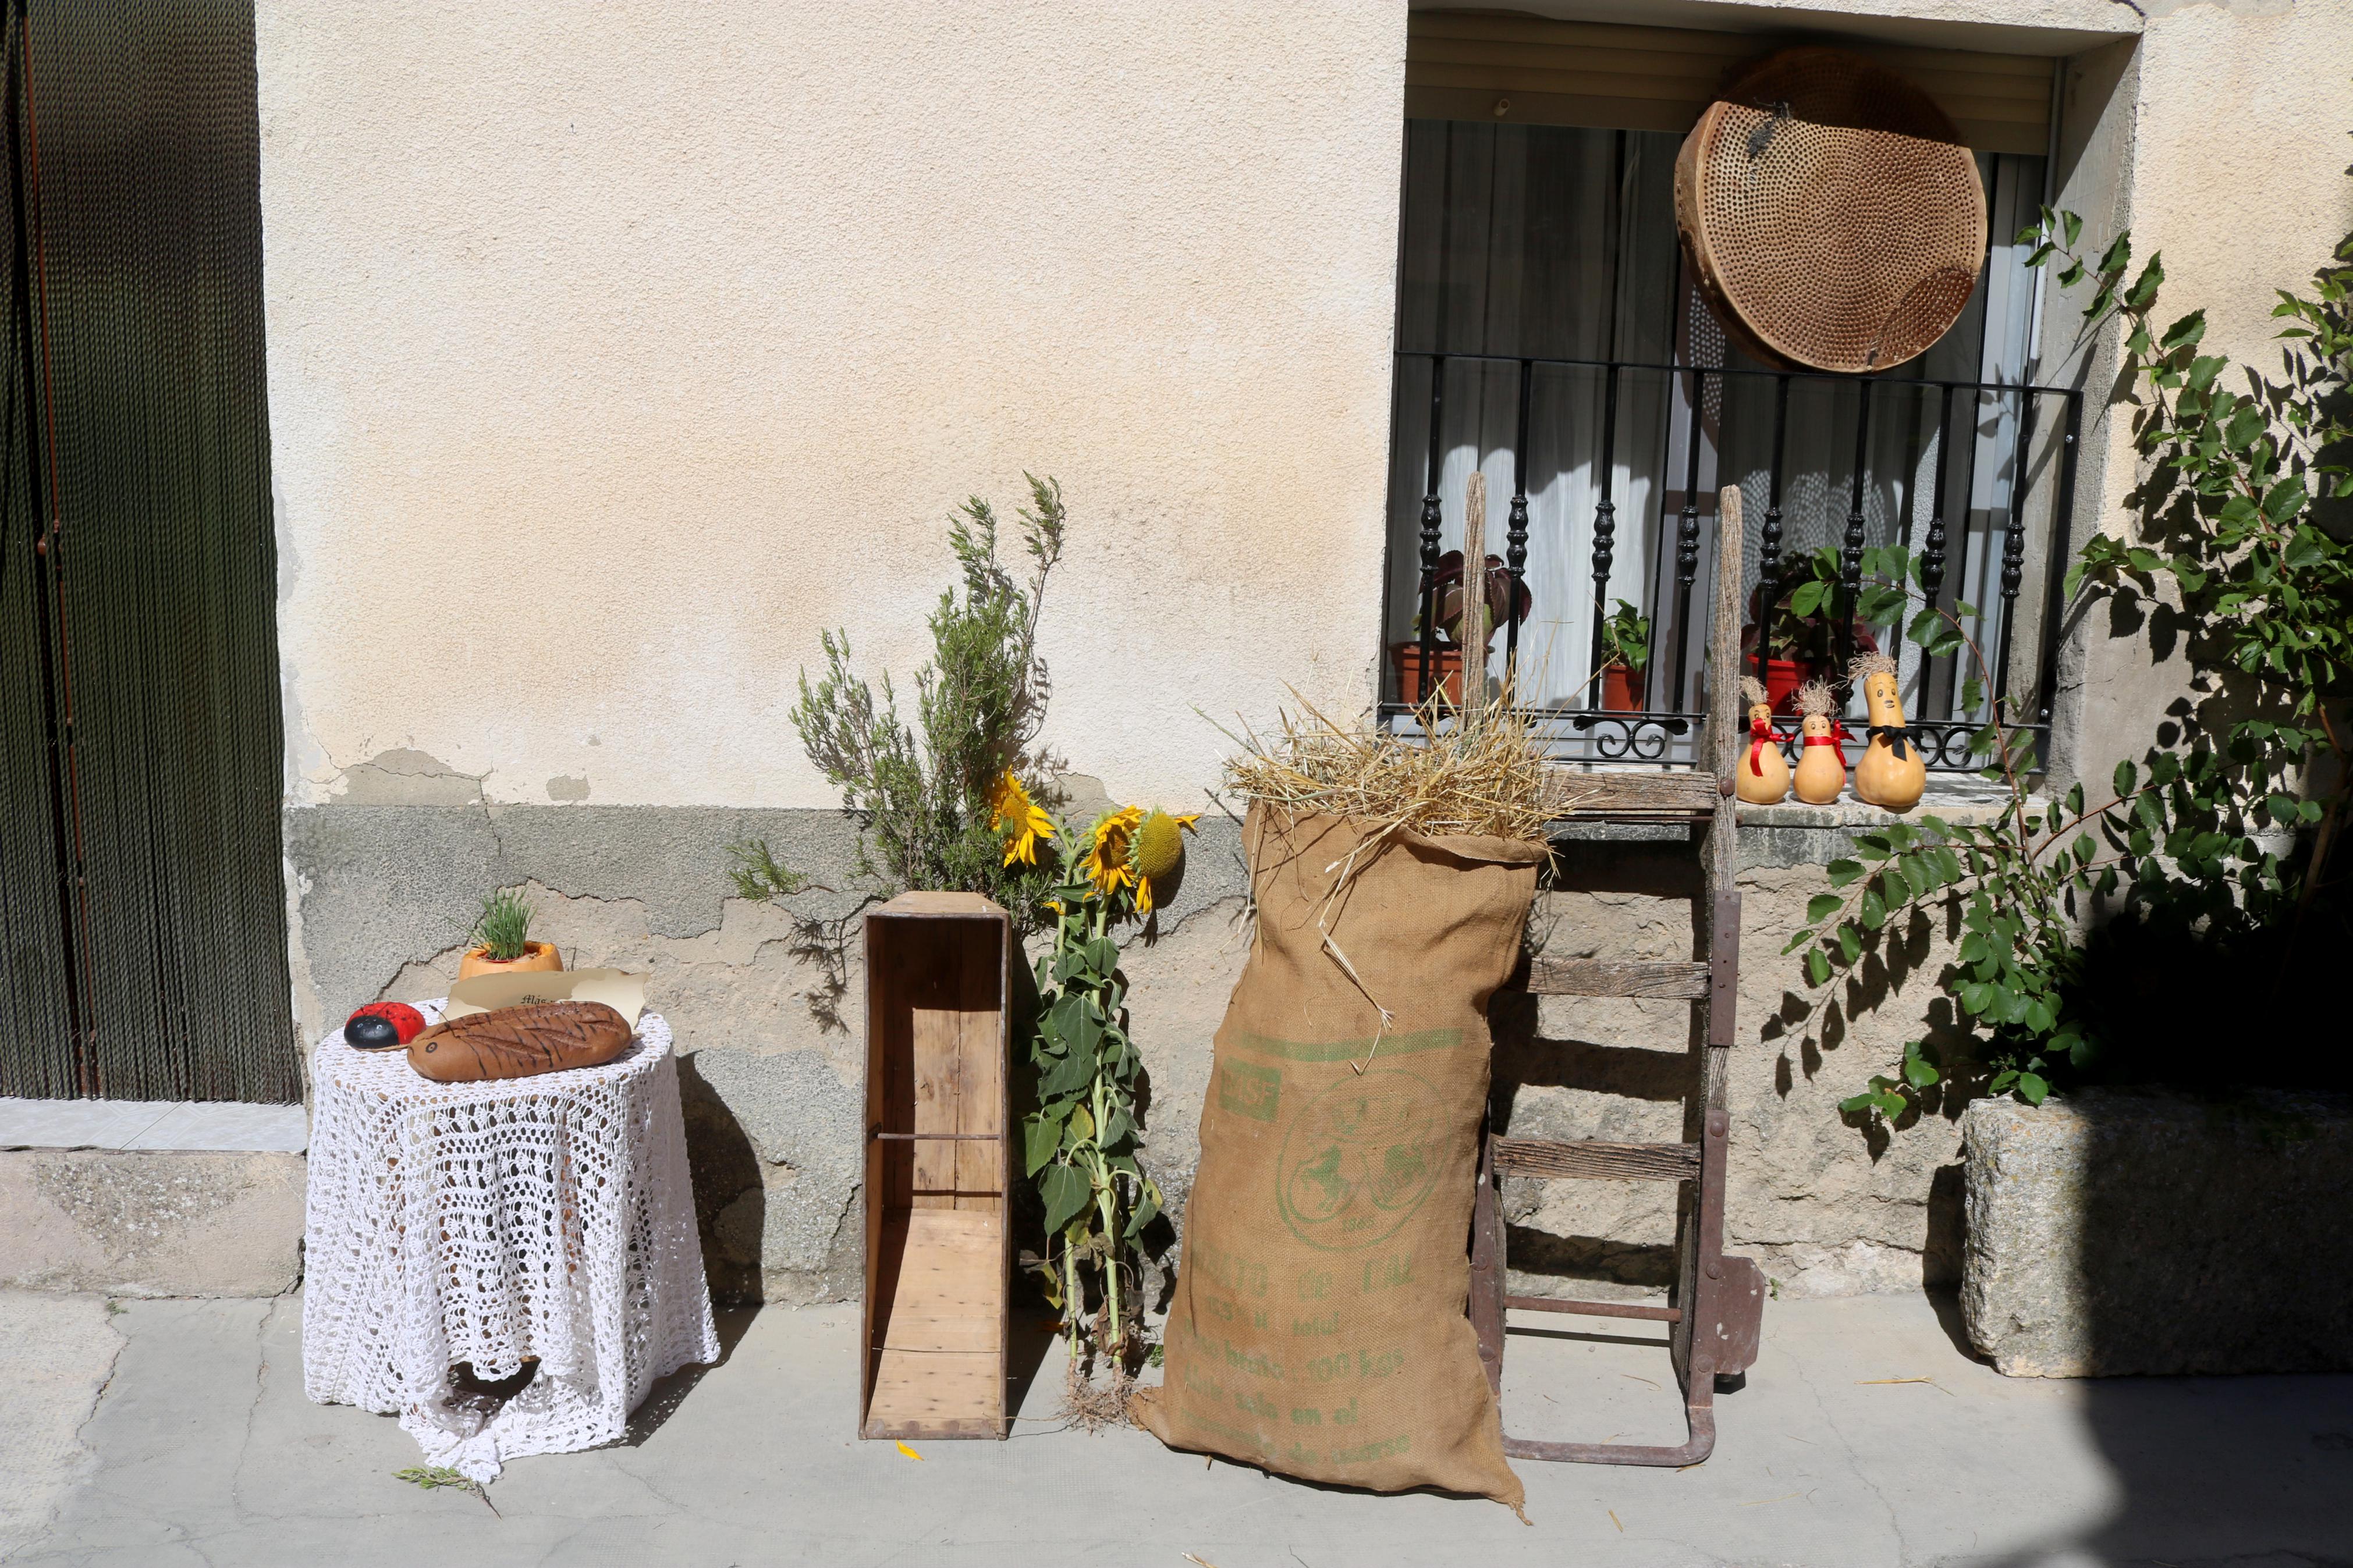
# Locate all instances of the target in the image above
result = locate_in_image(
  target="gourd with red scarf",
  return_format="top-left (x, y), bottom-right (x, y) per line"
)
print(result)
top-left (1734, 675), bottom-right (1790, 804)
top-left (1790, 678), bottom-right (1848, 806)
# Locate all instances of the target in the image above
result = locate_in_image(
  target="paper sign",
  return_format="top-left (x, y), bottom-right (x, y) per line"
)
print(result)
top-left (442, 968), bottom-right (646, 1029)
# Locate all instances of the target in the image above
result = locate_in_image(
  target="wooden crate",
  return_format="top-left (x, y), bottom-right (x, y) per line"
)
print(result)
top-left (860, 891), bottom-right (1014, 1441)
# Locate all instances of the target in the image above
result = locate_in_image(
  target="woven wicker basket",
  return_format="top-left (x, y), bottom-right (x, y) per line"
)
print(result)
top-left (1674, 48), bottom-right (1986, 373)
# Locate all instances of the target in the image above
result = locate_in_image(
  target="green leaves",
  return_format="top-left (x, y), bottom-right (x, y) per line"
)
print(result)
top-left (1038, 1163), bottom-right (1090, 1234)
top-left (1026, 836), bottom-right (1162, 1366)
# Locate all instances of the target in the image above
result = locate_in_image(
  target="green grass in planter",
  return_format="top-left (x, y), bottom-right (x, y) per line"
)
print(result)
top-left (472, 889), bottom-right (535, 962)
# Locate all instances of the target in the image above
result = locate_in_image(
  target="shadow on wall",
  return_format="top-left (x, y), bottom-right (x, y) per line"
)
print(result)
top-left (675, 1052), bottom-right (768, 1304)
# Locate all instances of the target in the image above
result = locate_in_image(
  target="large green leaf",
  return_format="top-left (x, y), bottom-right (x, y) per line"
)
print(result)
top-left (1039, 1164), bottom-right (1091, 1233)
top-left (1023, 1113), bottom-right (1061, 1176)
top-left (1040, 1043), bottom-right (1096, 1098)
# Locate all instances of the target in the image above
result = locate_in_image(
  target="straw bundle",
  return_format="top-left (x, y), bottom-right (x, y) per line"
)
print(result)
top-left (1219, 692), bottom-right (1572, 844)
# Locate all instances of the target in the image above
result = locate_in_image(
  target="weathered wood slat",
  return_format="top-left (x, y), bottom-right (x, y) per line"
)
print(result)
top-left (1546, 767), bottom-right (1721, 818)
top-left (1493, 1136), bottom-right (1701, 1182)
top-left (1521, 957), bottom-right (1710, 1000)
top-left (1505, 1294), bottom-right (1683, 1324)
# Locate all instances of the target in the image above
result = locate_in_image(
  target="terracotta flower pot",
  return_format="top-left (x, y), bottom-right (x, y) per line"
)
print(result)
top-left (1601, 662), bottom-right (1645, 713)
top-left (1392, 642), bottom-right (1465, 707)
top-left (456, 941), bottom-right (564, 982)
top-left (1761, 657), bottom-right (1808, 715)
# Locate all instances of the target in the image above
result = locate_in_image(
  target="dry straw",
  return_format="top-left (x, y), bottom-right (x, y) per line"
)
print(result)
top-left (1738, 674), bottom-right (1769, 706)
top-left (1848, 650), bottom-right (1898, 682)
top-left (1216, 688), bottom-right (1572, 845)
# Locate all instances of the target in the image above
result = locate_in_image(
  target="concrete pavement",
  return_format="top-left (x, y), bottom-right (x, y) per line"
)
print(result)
top-left (2, 1289), bottom-right (2346, 1566)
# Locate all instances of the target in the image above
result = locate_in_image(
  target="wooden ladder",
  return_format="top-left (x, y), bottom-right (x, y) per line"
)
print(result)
top-left (1464, 485), bottom-right (1766, 1467)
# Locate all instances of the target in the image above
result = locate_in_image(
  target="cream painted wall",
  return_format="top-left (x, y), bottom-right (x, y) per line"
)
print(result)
top-left (260, 1), bottom-right (1408, 809)
top-left (2050, 0), bottom-right (2353, 788)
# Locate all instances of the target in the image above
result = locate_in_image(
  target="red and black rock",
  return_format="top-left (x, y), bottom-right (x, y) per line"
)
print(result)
top-left (345, 1001), bottom-right (426, 1050)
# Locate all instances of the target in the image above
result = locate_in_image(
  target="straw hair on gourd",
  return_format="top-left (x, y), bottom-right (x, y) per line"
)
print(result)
top-left (1847, 650), bottom-right (1899, 682)
top-left (1218, 689), bottom-right (1576, 844)
top-left (1794, 678), bottom-right (1836, 718)
top-left (1738, 675), bottom-right (1769, 706)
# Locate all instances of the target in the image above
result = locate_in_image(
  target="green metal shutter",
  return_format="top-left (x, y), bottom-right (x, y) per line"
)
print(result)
top-left (0, 0), bottom-right (294, 1103)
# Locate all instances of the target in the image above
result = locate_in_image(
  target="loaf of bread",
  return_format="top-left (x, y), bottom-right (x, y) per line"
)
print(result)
top-left (406, 1000), bottom-right (633, 1083)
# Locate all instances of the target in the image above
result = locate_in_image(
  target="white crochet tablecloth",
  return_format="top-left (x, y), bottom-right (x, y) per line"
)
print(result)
top-left (301, 1002), bottom-right (718, 1482)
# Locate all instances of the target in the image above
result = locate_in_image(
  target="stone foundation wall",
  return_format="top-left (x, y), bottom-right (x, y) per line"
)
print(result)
top-left (285, 798), bottom-right (1994, 1307)
top-left (1963, 1090), bottom-right (2353, 1376)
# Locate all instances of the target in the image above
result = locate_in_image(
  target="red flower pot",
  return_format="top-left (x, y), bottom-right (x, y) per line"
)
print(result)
top-left (1392, 642), bottom-right (1464, 707)
top-left (1762, 657), bottom-right (1808, 715)
top-left (1602, 662), bottom-right (1645, 712)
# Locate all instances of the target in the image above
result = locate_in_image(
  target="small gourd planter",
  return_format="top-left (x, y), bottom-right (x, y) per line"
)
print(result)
top-left (456, 941), bottom-right (563, 981)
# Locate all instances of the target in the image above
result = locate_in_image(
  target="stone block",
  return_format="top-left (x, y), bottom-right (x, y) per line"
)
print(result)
top-left (0, 1149), bottom-right (307, 1298)
top-left (1962, 1089), bottom-right (2353, 1376)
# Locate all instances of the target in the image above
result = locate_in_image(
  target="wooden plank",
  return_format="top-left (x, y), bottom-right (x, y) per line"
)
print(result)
top-left (1506, 1294), bottom-right (1683, 1324)
top-left (1522, 957), bottom-right (1710, 1000)
top-left (910, 936), bottom-right (964, 1210)
top-left (1548, 767), bottom-right (1720, 818)
top-left (864, 1210), bottom-right (1006, 1437)
top-left (882, 890), bottom-right (1001, 917)
top-left (1460, 472), bottom-right (1488, 704)
top-left (1494, 1136), bottom-right (1701, 1182)
top-left (955, 952), bottom-right (1004, 1210)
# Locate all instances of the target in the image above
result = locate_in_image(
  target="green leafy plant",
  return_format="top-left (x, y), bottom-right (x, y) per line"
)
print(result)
top-left (1748, 547), bottom-right (1883, 668)
top-left (1020, 806), bottom-right (1186, 1387)
top-left (1796, 193), bottom-right (2353, 1126)
top-left (2024, 205), bottom-right (2351, 950)
top-left (730, 477), bottom-right (1069, 928)
top-left (1600, 598), bottom-right (1651, 672)
top-left (470, 888), bottom-right (534, 962)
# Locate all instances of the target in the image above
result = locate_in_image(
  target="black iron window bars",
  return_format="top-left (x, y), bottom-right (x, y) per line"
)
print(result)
top-left (1386, 350), bottom-right (2082, 773)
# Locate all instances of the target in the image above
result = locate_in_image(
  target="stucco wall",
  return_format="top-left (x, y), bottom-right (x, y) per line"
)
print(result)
top-left (258, 0), bottom-right (2353, 1309)
top-left (259, 0), bottom-right (1407, 811)
top-left (2050, 0), bottom-right (2353, 795)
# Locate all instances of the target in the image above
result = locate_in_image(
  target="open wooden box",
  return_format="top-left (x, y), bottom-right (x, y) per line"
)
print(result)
top-left (860, 892), bottom-right (1014, 1441)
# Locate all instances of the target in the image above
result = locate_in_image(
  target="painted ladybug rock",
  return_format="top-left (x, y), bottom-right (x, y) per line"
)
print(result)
top-left (345, 1001), bottom-right (426, 1050)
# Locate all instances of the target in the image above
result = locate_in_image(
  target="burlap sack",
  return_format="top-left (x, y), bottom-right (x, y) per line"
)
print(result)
top-left (1133, 805), bottom-right (1544, 1509)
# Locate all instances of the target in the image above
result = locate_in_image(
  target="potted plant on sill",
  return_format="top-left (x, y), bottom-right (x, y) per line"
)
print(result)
top-left (1392, 550), bottom-right (1533, 707)
top-left (1598, 598), bottom-right (1650, 712)
top-left (457, 888), bottom-right (562, 980)
top-left (1740, 546), bottom-right (1880, 713)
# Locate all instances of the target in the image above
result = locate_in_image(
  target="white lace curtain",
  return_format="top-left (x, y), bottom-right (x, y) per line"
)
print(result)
top-left (1386, 119), bottom-right (2049, 720)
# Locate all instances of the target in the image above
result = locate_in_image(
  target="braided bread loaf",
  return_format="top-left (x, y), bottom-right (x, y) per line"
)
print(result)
top-left (407, 1000), bottom-right (633, 1082)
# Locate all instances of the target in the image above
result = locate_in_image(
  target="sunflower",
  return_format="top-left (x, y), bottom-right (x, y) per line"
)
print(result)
top-left (1128, 809), bottom-right (1200, 916)
top-left (1085, 806), bottom-right (1144, 898)
top-left (986, 771), bottom-right (1053, 867)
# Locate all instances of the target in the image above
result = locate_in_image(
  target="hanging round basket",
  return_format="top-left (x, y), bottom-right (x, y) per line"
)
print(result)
top-left (1673, 47), bottom-right (1986, 374)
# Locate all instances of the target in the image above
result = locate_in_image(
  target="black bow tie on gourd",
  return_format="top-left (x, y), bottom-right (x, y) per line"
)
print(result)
top-left (1867, 724), bottom-right (1915, 761)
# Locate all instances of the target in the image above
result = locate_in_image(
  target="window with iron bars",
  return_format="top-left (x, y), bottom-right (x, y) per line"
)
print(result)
top-left (1381, 119), bottom-right (2079, 774)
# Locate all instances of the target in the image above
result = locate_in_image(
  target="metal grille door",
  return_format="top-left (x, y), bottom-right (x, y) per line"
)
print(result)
top-left (0, 0), bottom-right (293, 1103)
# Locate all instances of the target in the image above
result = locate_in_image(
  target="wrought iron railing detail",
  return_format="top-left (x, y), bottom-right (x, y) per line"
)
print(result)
top-left (1387, 350), bottom-right (2083, 773)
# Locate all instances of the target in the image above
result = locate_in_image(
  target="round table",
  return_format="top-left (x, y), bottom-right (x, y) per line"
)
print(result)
top-left (301, 1001), bottom-right (718, 1481)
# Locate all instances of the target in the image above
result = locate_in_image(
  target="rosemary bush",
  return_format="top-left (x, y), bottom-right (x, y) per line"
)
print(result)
top-left (730, 476), bottom-right (1068, 924)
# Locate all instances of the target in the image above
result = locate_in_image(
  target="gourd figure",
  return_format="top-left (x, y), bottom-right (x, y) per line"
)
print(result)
top-left (1850, 652), bottom-right (1926, 813)
top-left (1790, 678), bottom-right (1848, 806)
top-left (1734, 675), bottom-right (1790, 804)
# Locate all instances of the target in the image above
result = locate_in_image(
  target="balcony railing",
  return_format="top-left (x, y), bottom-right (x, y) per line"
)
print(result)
top-left (1382, 351), bottom-right (2082, 772)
